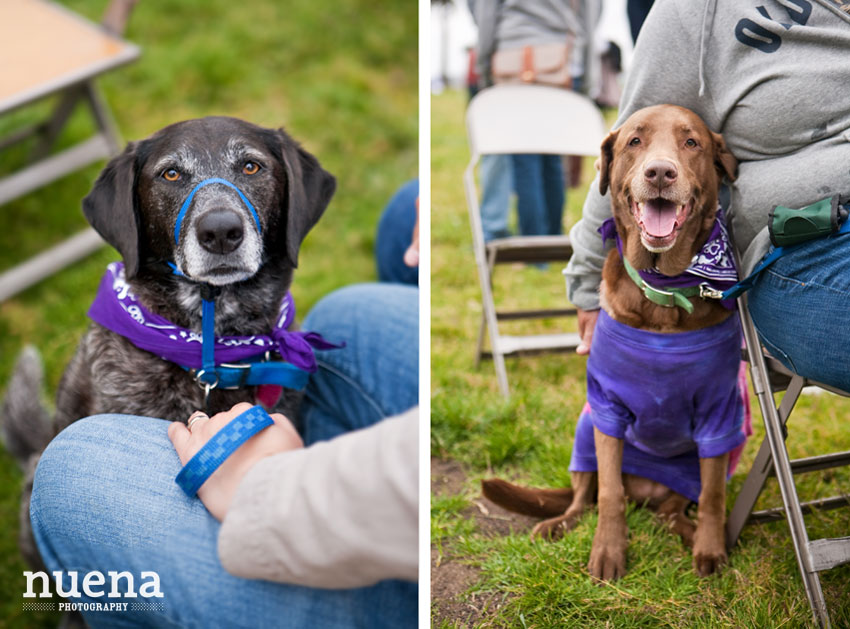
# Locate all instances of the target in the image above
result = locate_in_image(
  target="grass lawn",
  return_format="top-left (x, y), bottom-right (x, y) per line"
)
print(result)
top-left (0, 1), bottom-right (416, 625)
top-left (430, 88), bottom-right (850, 628)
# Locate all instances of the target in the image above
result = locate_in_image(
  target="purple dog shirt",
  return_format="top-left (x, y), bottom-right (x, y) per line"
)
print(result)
top-left (569, 310), bottom-right (747, 503)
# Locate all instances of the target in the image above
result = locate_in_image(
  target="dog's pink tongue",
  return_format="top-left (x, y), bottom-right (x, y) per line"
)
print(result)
top-left (642, 199), bottom-right (678, 237)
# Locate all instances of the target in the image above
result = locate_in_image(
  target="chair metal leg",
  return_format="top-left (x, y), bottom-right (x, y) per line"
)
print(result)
top-left (726, 437), bottom-right (772, 550)
top-left (726, 375), bottom-right (805, 549)
top-left (474, 310), bottom-right (486, 368)
top-left (475, 258), bottom-right (510, 396)
top-left (474, 241), bottom-right (510, 396)
top-left (475, 248), bottom-right (498, 367)
top-left (479, 275), bottom-right (509, 396)
top-left (492, 343), bottom-right (509, 398)
top-left (479, 265), bottom-right (508, 397)
top-left (738, 293), bottom-right (831, 628)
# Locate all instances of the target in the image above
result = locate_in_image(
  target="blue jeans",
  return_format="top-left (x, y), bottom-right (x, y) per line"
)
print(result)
top-left (479, 154), bottom-right (513, 242)
top-left (748, 231), bottom-right (850, 392)
top-left (511, 153), bottom-right (565, 236)
top-left (30, 283), bottom-right (419, 628)
top-left (375, 179), bottom-right (419, 286)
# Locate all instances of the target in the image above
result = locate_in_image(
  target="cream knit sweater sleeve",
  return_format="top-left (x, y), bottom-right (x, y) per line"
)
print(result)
top-left (217, 408), bottom-right (418, 589)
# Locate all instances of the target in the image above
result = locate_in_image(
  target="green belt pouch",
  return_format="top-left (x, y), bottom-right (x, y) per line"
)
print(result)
top-left (769, 195), bottom-right (849, 247)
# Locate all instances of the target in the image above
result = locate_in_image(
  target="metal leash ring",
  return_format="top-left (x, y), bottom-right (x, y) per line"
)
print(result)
top-left (192, 369), bottom-right (220, 409)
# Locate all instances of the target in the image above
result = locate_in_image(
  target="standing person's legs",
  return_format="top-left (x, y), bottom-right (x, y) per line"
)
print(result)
top-left (30, 283), bottom-right (419, 628)
top-left (747, 232), bottom-right (850, 391)
top-left (512, 154), bottom-right (546, 236)
top-left (542, 153), bottom-right (566, 236)
top-left (479, 154), bottom-right (513, 242)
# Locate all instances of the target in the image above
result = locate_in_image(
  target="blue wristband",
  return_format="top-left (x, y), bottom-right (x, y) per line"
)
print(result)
top-left (175, 405), bottom-right (274, 497)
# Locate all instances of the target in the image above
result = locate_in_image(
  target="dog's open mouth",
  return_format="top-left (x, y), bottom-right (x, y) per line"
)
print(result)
top-left (631, 198), bottom-right (691, 251)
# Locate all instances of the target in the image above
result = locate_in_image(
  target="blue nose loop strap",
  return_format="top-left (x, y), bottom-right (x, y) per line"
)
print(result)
top-left (173, 177), bottom-right (263, 245)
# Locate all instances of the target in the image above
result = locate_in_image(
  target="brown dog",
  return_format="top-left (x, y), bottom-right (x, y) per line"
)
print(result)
top-left (483, 105), bottom-right (741, 580)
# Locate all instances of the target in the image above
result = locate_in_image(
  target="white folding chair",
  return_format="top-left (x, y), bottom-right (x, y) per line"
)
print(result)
top-left (727, 286), bottom-right (850, 628)
top-left (463, 84), bottom-right (607, 397)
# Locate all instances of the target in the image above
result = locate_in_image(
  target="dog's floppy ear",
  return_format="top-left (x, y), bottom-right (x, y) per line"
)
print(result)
top-left (598, 128), bottom-right (619, 195)
top-left (82, 142), bottom-right (142, 277)
top-left (711, 131), bottom-right (737, 183)
top-left (274, 130), bottom-right (336, 268)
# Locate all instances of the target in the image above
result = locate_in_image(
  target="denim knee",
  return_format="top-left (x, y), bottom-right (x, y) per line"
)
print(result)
top-left (32, 415), bottom-right (115, 523)
top-left (300, 283), bottom-right (418, 438)
top-left (375, 179), bottom-right (419, 286)
top-left (302, 283), bottom-right (418, 371)
top-left (32, 415), bottom-right (180, 551)
top-left (748, 233), bottom-right (850, 391)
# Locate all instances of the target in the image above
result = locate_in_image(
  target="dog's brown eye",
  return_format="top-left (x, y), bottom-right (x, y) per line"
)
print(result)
top-left (629, 137), bottom-right (641, 147)
top-left (685, 138), bottom-right (699, 148)
top-left (243, 162), bottom-right (260, 175)
top-left (162, 169), bottom-right (181, 182)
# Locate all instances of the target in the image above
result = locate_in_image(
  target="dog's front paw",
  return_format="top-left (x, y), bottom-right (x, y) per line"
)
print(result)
top-left (693, 545), bottom-right (727, 577)
top-left (588, 534), bottom-right (627, 581)
top-left (692, 526), bottom-right (727, 576)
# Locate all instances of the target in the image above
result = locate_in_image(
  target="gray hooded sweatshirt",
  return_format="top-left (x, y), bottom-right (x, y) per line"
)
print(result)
top-left (564, 0), bottom-right (850, 311)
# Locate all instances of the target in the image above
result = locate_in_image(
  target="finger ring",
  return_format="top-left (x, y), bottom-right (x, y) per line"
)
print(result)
top-left (187, 412), bottom-right (208, 431)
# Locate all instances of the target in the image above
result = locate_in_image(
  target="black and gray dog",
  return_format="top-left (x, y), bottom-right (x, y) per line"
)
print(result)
top-left (1, 116), bottom-right (336, 568)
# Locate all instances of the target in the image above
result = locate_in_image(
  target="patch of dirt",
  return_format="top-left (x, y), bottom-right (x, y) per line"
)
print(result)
top-left (432, 458), bottom-right (538, 536)
top-left (431, 458), bottom-right (538, 627)
top-left (430, 548), bottom-right (512, 628)
top-left (431, 458), bottom-right (469, 498)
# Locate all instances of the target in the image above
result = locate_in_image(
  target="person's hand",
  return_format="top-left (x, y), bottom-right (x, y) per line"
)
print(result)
top-left (168, 402), bottom-right (304, 521)
top-left (403, 197), bottom-right (420, 268)
top-left (576, 308), bottom-right (600, 355)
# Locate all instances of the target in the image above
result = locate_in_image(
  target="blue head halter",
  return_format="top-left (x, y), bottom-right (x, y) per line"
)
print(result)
top-left (167, 178), bottom-right (309, 408)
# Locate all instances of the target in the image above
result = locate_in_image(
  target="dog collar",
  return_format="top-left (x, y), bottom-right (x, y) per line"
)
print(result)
top-left (620, 258), bottom-right (703, 313)
top-left (88, 263), bottom-right (342, 407)
top-left (600, 209), bottom-right (738, 313)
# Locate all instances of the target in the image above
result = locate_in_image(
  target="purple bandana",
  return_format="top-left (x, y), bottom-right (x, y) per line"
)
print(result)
top-left (599, 208), bottom-right (738, 309)
top-left (88, 262), bottom-right (339, 373)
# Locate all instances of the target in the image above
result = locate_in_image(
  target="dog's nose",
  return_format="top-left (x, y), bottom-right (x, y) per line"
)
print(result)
top-left (644, 159), bottom-right (678, 189)
top-left (196, 209), bottom-right (244, 255)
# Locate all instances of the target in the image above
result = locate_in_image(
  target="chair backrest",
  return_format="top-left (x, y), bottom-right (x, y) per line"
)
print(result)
top-left (463, 85), bottom-right (609, 255)
top-left (465, 85), bottom-right (608, 159)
